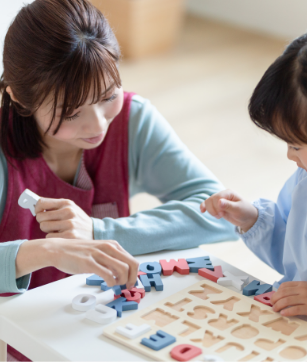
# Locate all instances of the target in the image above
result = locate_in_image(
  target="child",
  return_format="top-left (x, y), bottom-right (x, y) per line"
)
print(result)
top-left (0, 1), bottom-right (237, 309)
top-left (201, 34), bottom-right (307, 317)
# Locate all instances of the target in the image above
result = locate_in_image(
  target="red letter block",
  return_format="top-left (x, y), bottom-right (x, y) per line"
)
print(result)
top-left (114, 289), bottom-right (143, 303)
top-left (198, 266), bottom-right (224, 283)
top-left (159, 259), bottom-right (190, 276)
top-left (170, 344), bottom-right (202, 361)
top-left (254, 291), bottom-right (275, 307)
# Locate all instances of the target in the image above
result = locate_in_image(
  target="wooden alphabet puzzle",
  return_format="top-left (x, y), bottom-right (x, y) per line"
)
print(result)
top-left (103, 279), bottom-right (307, 361)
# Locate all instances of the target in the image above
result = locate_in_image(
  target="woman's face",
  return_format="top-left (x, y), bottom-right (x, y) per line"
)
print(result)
top-left (34, 84), bottom-right (124, 150)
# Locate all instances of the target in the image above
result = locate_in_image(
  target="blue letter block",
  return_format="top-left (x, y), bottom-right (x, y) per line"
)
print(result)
top-left (102, 281), bottom-right (138, 293)
top-left (139, 262), bottom-right (162, 277)
top-left (186, 256), bottom-right (214, 272)
top-left (141, 330), bottom-right (176, 351)
top-left (101, 282), bottom-right (112, 291)
top-left (86, 274), bottom-right (104, 286)
top-left (243, 280), bottom-right (272, 296)
top-left (106, 297), bottom-right (138, 317)
top-left (140, 274), bottom-right (163, 292)
top-left (112, 285), bottom-right (122, 296)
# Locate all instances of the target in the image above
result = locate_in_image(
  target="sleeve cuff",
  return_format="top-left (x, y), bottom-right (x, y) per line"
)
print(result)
top-left (0, 240), bottom-right (31, 294)
top-left (92, 217), bottom-right (106, 240)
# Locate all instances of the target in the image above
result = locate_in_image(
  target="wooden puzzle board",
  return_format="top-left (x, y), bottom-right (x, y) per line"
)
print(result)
top-left (103, 279), bottom-right (307, 361)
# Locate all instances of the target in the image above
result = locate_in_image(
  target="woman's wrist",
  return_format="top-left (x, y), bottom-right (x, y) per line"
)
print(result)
top-left (15, 238), bottom-right (54, 278)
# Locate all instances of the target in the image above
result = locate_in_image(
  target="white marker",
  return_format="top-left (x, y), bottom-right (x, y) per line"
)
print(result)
top-left (18, 189), bottom-right (41, 216)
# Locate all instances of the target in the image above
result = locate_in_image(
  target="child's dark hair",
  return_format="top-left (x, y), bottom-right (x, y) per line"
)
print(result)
top-left (0, 0), bottom-right (121, 159)
top-left (249, 34), bottom-right (307, 145)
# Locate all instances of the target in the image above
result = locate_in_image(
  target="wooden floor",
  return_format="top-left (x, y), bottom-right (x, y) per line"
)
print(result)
top-left (120, 15), bottom-right (296, 284)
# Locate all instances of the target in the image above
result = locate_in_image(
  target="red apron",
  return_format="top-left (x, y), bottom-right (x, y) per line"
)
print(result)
top-left (0, 92), bottom-right (133, 361)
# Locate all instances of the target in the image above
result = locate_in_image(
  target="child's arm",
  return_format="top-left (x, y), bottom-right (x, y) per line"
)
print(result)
top-left (271, 281), bottom-right (307, 316)
top-left (201, 170), bottom-right (299, 276)
top-left (200, 189), bottom-right (258, 232)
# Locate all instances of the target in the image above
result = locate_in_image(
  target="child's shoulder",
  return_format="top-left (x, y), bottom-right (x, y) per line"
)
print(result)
top-left (296, 167), bottom-right (307, 184)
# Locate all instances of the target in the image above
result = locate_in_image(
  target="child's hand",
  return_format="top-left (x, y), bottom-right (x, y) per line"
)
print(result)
top-left (35, 198), bottom-right (93, 240)
top-left (271, 281), bottom-right (307, 316)
top-left (200, 189), bottom-right (258, 232)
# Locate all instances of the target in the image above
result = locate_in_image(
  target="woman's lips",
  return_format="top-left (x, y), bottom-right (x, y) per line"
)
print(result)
top-left (81, 133), bottom-right (104, 144)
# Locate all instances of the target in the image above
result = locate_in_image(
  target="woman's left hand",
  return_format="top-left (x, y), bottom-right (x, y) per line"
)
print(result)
top-left (35, 198), bottom-right (93, 239)
top-left (271, 281), bottom-right (307, 316)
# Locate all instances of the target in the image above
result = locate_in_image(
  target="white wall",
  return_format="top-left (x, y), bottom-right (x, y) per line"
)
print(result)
top-left (187, 0), bottom-right (307, 40)
top-left (0, 0), bottom-right (34, 75)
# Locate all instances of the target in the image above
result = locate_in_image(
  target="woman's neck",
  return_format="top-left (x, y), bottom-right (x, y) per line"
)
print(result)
top-left (42, 136), bottom-right (83, 184)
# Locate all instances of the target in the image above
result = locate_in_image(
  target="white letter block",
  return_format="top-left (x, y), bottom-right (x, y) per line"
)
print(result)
top-left (72, 294), bottom-right (96, 312)
top-left (86, 304), bottom-right (117, 324)
top-left (115, 323), bottom-right (151, 339)
top-left (18, 189), bottom-right (41, 216)
top-left (217, 271), bottom-right (249, 291)
top-left (99, 289), bottom-right (115, 305)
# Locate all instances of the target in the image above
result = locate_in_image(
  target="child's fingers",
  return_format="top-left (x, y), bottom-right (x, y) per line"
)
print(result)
top-left (219, 198), bottom-right (241, 215)
top-left (280, 304), bottom-right (307, 317)
top-left (272, 295), bottom-right (302, 312)
top-left (200, 201), bottom-right (206, 213)
top-left (271, 286), bottom-right (300, 305)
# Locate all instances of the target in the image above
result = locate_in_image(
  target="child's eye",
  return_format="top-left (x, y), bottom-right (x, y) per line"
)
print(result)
top-left (101, 94), bottom-right (118, 103)
top-left (65, 112), bottom-right (80, 121)
top-left (292, 146), bottom-right (300, 151)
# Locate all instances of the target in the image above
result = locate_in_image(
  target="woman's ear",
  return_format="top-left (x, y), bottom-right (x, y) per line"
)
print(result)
top-left (6, 86), bottom-right (20, 103)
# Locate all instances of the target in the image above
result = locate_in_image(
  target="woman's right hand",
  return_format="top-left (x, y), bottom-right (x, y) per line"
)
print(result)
top-left (16, 239), bottom-right (139, 290)
top-left (200, 189), bottom-right (258, 233)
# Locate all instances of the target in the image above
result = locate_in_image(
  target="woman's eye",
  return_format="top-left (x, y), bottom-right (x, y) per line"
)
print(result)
top-left (102, 94), bottom-right (118, 103)
top-left (65, 112), bottom-right (80, 121)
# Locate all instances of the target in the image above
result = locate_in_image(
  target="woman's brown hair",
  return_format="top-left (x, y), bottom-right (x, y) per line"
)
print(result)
top-left (0, 0), bottom-right (121, 159)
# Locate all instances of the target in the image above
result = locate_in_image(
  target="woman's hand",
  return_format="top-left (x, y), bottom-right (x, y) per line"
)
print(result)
top-left (16, 238), bottom-right (139, 289)
top-left (35, 198), bottom-right (93, 239)
top-left (200, 189), bottom-right (258, 232)
top-left (271, 281), bottom-right (307, 317)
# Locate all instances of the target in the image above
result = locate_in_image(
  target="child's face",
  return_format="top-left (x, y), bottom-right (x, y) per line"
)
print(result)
top-left (287, 143), bottom-right (307, 170)
top-left (34, 83), bottom-right (124, 150)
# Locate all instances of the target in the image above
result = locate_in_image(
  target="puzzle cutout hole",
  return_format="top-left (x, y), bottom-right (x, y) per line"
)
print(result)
top-left (295, 334), bottom-right (307, 341)
top-left (187, 306), bottom-right (215, 320)
top-left (263, 317), bottom-right (300, 336)
top-left (190, 330), bottom-right (224, 347)
top-left (142, 308), bottom-right (179, 327)
top-left (237, 304), bottom-right (273, 322)
top-left (238, 351), bottom-right (259, 361)
top-left (231, 324), bottom-right (259, 339)
top-left (188, 284), bottom-right (222, 301)
top-left (254, 338), bottom-right (285, 351)
top-left (208, 313), bottom-right (238, 331)
top-left (279, 346), bottom-right (307, 360)
top-left (164, 298), bottom-right (192, 312)
top-left (179, 321), bottom-right (201, 337)
top-left (210, 297), bottom-right (240, 311)
top-left (216, 342), bottom-right (244, 354)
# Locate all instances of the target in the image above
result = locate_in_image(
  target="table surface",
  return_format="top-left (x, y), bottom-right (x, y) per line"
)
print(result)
top-left (0, 247), bottom-right (268, 361)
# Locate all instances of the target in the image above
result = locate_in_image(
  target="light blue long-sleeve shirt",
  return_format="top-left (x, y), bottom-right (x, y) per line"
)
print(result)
top-left (241, 167), bottom-right (307, 288)
top-left (0, 95), bottom-right (237, 294)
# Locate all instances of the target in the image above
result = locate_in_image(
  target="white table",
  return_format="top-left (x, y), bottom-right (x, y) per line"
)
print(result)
top-left (0, 247), bottom-right (262, 361)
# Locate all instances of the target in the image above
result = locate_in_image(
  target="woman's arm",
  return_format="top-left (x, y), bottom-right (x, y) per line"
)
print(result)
top-left (0, 148), bottom-right (32, 293)
top-left (0, 150), bottom-right (138, 293)
top-left (92, 95), bottom-right (238, 255)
